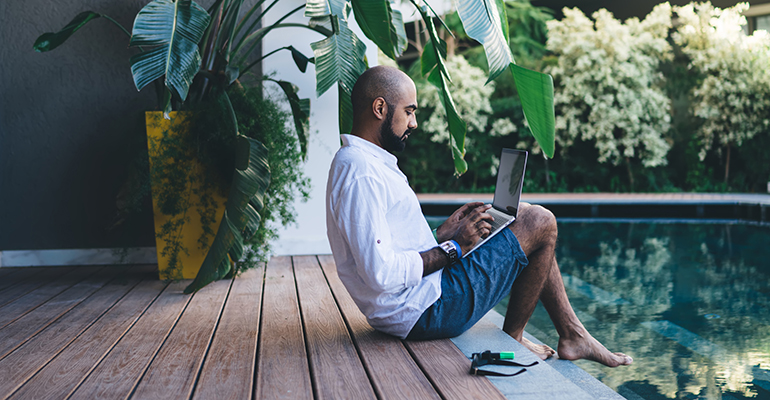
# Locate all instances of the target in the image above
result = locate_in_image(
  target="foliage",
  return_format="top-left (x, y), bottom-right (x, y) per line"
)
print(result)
top-left (402, 1), bottom-right (769, 194)
top-left (545, 3), bottom-right (674, 185)
top-left (226, 86), bottom-right (311, 266)
top-left (401, 54), bottom-right (527, 192)
top-left (672, 2), bottom-right (770, 183)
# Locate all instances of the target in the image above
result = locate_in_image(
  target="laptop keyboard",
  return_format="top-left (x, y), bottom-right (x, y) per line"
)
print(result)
top-left (486, 207), bottom-right (512, 232)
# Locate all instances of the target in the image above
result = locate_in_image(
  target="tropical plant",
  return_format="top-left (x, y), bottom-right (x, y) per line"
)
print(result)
top-left (34, 0), bottom-right (314, 292)
top-left (672, 2), bottom-right (770, 185)
top-left (34, 0), bottom-right (557, 290)
top-left (545, 3), bottom-right (674, 190)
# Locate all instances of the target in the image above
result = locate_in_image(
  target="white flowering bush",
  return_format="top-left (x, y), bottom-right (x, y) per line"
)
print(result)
top-left (546, 4), bottom-right (673, 169)
top-left (672, 2), bottom-right (770, 167)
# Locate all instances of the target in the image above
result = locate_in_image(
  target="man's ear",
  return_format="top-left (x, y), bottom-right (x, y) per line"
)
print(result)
top-left (372, 97), bottom-right (387, 120)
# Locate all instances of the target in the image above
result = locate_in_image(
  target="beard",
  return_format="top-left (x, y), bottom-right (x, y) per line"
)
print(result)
top-left (380, 108), bottom-right (411, 153)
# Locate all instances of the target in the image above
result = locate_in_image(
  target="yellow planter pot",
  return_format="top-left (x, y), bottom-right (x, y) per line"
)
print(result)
top-left (145, 112), bottom-right (228, 280)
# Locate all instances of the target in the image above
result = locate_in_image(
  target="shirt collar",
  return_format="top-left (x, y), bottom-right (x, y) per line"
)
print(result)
top-left (341, 134), bottom-right (398, 165)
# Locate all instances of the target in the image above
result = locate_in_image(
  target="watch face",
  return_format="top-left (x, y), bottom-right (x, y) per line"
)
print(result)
top-left (440, 241), bottom-right (457, 263)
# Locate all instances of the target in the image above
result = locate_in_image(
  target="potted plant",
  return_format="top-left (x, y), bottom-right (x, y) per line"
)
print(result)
top-left (34, 0), bottom-right (316, 292)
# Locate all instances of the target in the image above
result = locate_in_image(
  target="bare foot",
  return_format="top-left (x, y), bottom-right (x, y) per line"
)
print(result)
top-left (520, 336), bottom-right (556, 360)
top-left (557, 331), bottom-right (632, 367)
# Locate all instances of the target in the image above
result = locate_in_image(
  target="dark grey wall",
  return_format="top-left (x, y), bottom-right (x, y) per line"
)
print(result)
top-left (1, 0), bottom-right (157, 250)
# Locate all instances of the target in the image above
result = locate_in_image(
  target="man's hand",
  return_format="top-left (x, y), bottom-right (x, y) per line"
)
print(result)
top-left (436, 202), bottom-right (493, 255)
top-left (421, 202), bottom-right (493, 277)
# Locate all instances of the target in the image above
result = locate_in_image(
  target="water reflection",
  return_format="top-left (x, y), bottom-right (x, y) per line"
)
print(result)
top-left (497, 222), bottom-right (770, 400)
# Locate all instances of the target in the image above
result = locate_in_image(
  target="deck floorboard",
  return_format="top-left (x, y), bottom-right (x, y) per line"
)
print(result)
top-left (294, 255), bottom-right (376, 400)
top-left (318, 255), bottom-right (442, 399)
top-left (8, 278), bottom-right (167, 400)
top-left (193, 266), bottom-right (263, 400)
top-left (256, 256), bottom-right (312, 400)
top-left (0, 258), bottom-right (510, 399)
top-left (0, 272), bottom-right (141, 398)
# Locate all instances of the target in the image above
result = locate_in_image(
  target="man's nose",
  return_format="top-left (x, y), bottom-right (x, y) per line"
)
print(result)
top-left (409, 116), bottom-right (417, 129)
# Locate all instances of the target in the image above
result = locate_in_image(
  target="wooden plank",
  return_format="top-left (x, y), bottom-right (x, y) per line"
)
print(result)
top-left (0, 267), bottom-right (55, 292)
top-left (0, 266), bottom-right (106, 359)
top-left (293, 255), bottom-right (376, 400)
top-left (7, 279), bottom-right (167, 400)
top-left (255, 256), bottom-right (312, 400)
top-left (130, 278), bottom-right (231, 400)
top-left (0, 270), bottom-right (141, 399)
top-left (193, 266), bottom-right (264, 400)
top-left (0, 267), bottom-right (73, 308)
top-left (404, 339), bottom-right (507, 400)
top-left (0, 267), bottom-right (98, 330)
top-left (0, 269), bottom-right (29, 291)
top-left (317, 255), bottom-right (441, 399)
top-left (68, 280), bottom-right (191, 400)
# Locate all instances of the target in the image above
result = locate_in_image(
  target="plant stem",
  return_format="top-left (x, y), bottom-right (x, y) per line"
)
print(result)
top-left (625, 156), bottom-right (635, 192)
top-left (232, 4), bottom-right (305, 66)
top-left (724, 144), bottom-right (731, 187)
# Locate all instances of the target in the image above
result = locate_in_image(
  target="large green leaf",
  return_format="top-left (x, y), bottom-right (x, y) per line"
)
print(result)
top-left (391, 4), bottom-right (408, 56)
top-left (420, 38), bottom-right (447, 77)
top-left (457, 0), bottom-right (512, 83)
top-left (129, 0), bottom-right (211, 101)
top-left (305, 0), bottom-right (348, 19)
top-left (310, 18), bottom-right (367, 98)
top-left (428, 67), bottom-right (468, 174)
top-left (510, 63), bottom-right (555, 158)
top-left (184, 136), bottom-right (271, 293)
top-left (351, 0), bottom-right (406, 59)
top-left (33, 11), bottom-right (102, 52)
top-left (271, 79), bottom-right (311, 159)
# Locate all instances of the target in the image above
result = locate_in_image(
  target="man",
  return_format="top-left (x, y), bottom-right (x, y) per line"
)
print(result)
top-left (325, 65), bottom-right (632, 366)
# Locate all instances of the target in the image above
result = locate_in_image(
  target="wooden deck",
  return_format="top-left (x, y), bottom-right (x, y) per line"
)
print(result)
top-left (0, 256), bottom-right (507, 400)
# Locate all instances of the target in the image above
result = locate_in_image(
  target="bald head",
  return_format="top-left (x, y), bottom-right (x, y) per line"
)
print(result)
top-left (351, 66), bottom-right (413, 125)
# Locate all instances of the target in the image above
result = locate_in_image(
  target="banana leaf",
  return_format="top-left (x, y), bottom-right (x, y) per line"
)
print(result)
top-left (129, 0), bottom-right (211, 101)
top-left (413, 2), bottom-right (468, 175)
top-left (33, 11), bottom-right (103, 52)
top-left (270, 79), bottom-right (311, 159)
top-left (184, 136), bottom-right (271, 293)
top-left (310, 17), bottom-right (367, 133)
top-left (457, 0), bottom-right (512, 83)
top-left (510, 64), bottom-right (555, 158)
top-left (351, 0), bottom-right (406, 59)
top-left (310, 17), bottom-right (366, 98)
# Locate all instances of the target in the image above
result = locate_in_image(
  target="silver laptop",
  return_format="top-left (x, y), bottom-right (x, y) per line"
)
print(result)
top-left (464, 148), bottom-right (528, 257)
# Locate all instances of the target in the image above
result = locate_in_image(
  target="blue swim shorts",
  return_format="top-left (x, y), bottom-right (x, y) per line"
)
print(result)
top-left (406, 228), bottom-right (529, 340)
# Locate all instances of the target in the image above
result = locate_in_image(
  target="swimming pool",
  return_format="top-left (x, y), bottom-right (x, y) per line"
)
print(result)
top-left (491, 221), bottom-right (770, 400)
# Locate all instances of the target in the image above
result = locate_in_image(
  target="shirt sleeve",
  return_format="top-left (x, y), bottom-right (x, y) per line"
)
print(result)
top-left (332, 175), bottom-right (423, 294)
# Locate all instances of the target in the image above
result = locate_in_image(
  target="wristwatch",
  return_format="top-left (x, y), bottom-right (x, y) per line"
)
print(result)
top-left (439, 240), bottom-right (459, 265)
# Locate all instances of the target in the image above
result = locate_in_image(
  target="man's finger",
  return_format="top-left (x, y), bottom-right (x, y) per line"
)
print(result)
top-left (458, 202), bottom-right (485, 218)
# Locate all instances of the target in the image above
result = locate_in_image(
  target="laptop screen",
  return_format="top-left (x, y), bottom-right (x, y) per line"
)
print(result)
top-left (492, 149), bottom-right (528, 216)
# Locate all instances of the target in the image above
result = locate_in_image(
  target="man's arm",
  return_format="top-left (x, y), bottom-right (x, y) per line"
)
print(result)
top-left (420, 203), bottom-right (493, 277)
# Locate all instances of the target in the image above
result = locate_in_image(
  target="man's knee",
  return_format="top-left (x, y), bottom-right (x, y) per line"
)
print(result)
top-left (515, 204), bottom-right (557, 246)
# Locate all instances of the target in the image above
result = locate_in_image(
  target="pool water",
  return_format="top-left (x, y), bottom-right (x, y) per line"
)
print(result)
top-left (493, 221), bottom-right (770, 400)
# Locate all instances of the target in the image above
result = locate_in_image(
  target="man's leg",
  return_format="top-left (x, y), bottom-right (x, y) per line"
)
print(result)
top-left (502, 203), bottom-right (632, 367)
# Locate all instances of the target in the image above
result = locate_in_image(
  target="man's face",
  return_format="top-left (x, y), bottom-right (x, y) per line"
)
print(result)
top-left (380, 82), bottom-right (418, 153)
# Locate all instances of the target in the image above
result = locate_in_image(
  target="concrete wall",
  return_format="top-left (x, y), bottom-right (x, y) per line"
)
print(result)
top-left (264, 0), bottom-right (378, 256)
top-left (1, 0), bottom-right (156, 251)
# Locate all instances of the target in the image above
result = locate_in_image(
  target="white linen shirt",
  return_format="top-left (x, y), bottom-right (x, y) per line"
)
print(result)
top-left (326, 134), bottom-right (442, 339)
